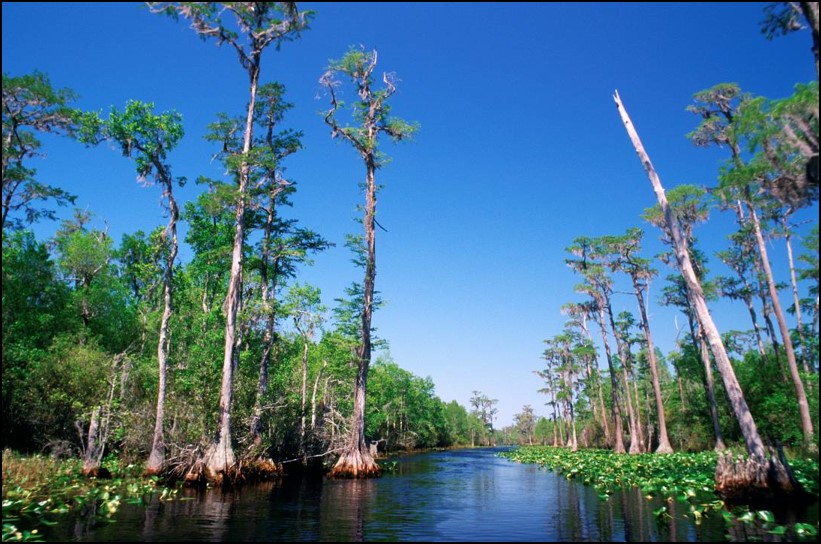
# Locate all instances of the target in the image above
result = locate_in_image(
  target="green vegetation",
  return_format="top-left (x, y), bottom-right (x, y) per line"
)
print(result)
top-left (502, 446), bottom-right (818, 499)
top-left (1, 4), bottom-right (818, 538)
top-left (2, 2), bottom-right (478, 491)
top-left (502, 446), bottom-right (819, 540)
top-left (1, 450), bottom-right (180, 542)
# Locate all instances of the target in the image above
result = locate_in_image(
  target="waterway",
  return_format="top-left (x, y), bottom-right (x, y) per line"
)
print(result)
top-left (45, 447), bottom-right (816, 541)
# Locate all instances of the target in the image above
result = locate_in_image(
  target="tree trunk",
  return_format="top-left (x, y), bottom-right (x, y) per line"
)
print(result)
top-left (577, 314), bottom-right (611, 443)
top-left (683, 305), bottom-right (726, 450)
top-left (800, 1), bottom-right (819, 77)
top-left (742, 290), bottom-right (768, 358)
top-left (82, 407), bottom-right (103, 477)
top-left (595, 298), bottom-right (626, 453)
top-left (251, 193), bottom-right (279, 445)
top-left (699, 332), bottom-right (727, 451)
top-left (146, 183), bottom-right (178, 476)
top-left (632, 375), bottom-right (644, 450)
top-left (607, 301), bottom-right (640, 453)
top-left (783, 218), bottom-right (810, 374)
top-left (746, 200), bottom-right (814, 448)
top-left (615, 92), bottom-right (806, 500)
top-left (204, 61), bottom-right (261, 483)
top-left (329, 160), bottom-right (380, 479)
top-left (82, 353), bottom-right (123, 478)
top-left (615, 92), bottom-right (764, 459)
top-left (632, 277), bottom-right (673, 453)
top-left (311, 359), bottom-right (327, 430)
top-left (299, 339), bottom-right (309, 459)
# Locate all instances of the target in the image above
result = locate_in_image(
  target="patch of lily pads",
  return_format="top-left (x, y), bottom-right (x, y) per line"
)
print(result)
top-left (500, 446), bottom-right (818, 541)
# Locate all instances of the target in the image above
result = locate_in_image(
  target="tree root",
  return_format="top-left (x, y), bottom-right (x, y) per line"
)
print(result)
top-left (327, 448), bottom-right (382, 479)
top-left (715, 450), bottom-right (810, 506)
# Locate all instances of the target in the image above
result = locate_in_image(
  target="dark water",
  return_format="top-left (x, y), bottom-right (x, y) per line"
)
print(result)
top-left (46, 448), bottom-right (816, 542)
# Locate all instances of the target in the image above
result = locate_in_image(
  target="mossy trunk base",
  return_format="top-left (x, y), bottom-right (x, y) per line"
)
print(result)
top-left (715, 451), bottom-right (808, 506)
top-left (327, 449), bottom-right (382, 479)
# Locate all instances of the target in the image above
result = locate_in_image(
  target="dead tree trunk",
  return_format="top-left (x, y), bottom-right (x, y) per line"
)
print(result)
top-left (614, 91), bottom-right (805, 501)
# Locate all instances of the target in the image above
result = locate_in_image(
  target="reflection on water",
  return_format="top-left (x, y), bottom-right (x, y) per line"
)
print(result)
top-left (44, 448), bottom-right (816, 542)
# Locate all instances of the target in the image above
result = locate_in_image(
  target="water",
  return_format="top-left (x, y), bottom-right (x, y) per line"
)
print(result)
top-left (45, 448), bottom-right (814, 541)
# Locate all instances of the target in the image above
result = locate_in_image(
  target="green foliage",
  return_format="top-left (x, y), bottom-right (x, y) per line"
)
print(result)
top-left (147, 2), bottom-right (312, 54)
top-left (2, 231), bottom-right (71, 450)
top-left (503, 445), bottom-right (818, 536)
top-left (734, 351), bottom-right (820, 448)
top-left (1, 450), bottom-right (182, 541)
top-left (321, 46), bottom-right (419, 168)
top-left (761, 3), bottom-right (806, 40)
top-left (2, 71), bottom-right (79, 230)
top-left (105, 100), bottom-right (185, 187)
top-left (366, 357), bottom-right (450, 450)
top-left (502, 446), bottom-right (719, 499)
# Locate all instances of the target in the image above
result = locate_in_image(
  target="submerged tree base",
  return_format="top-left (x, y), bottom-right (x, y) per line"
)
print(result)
top-left (715, 451), bottom-right (810, 506)
top-left (243, 456), bottom-right (283, 481)
top-left (81, 466), bottom-right (112, 479)
top-left (327, 449), bottom-right (382, 479)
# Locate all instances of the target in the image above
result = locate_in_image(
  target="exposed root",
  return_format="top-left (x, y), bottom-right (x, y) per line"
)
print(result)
top-left (241, 455), bottom-right (283, 481)
top-left (327, 448), bottom-right (382, 479)
top-left (715, 450), bottom-right (809, 506)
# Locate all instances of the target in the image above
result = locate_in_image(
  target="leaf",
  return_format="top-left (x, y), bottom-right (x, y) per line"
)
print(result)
top-left (756, 510), bottom-right (775, 524)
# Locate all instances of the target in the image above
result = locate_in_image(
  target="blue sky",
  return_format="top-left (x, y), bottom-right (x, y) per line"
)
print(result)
top-left (3, 2), bottom-right (818, 427)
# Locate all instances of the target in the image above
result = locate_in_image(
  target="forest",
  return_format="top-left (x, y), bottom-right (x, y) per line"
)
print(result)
top-left (1, 1), bottom-right (819, 503)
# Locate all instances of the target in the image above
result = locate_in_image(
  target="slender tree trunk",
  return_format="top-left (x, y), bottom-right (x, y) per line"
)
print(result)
top-left (146, 183), bottom-right (178, 475)
top-left (606, 302), bottom-right (640, 454)
top-left (699, 332), bottom-right (727, 451)
top-left (299, 338), bottom-right (309, 459)
top-left (682, 309), bottom-right (726, 450)
top-left (204, 61), bottom-right (261, 482)
top-left (735, 200), bottom-right (784, 363)
top-left (746, 199), bottom-right (814, 448)
top-left (558, 409), bottom-right (566, 447)
top-left (251, 194), bottom-right (279, 445)
top-left (632, 277), bottom-right (673, 452)
top-left (578, 315), bottom-right (611, 442)
top-left (676, 363), bottom-right (687, 411)
top-left (83, 353), bottom-right (123, 477)
top-left (760, 286), bottom-right (783, 361)
top-left (329, 159), bottom-right (381, 478)
top-left (632, 376), bottom-right (644, 449)
top-left (311, 359), bottom-right (327, 430)
top-left (741, 290), bottom-right (768, 357)
top-left (595, 300), bottom-right (625, 453)
top-left (614, 92), bottom-right (767, 462)
top-left (783, 219), bottom-right (810, 374)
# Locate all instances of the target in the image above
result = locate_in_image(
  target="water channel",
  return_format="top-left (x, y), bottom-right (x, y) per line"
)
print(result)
top-left (47, 447), bottom-right (816, 541)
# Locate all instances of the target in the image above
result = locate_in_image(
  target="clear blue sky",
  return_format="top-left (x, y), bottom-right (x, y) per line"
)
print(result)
top-left (3, 2), bottom-right (818, 427)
